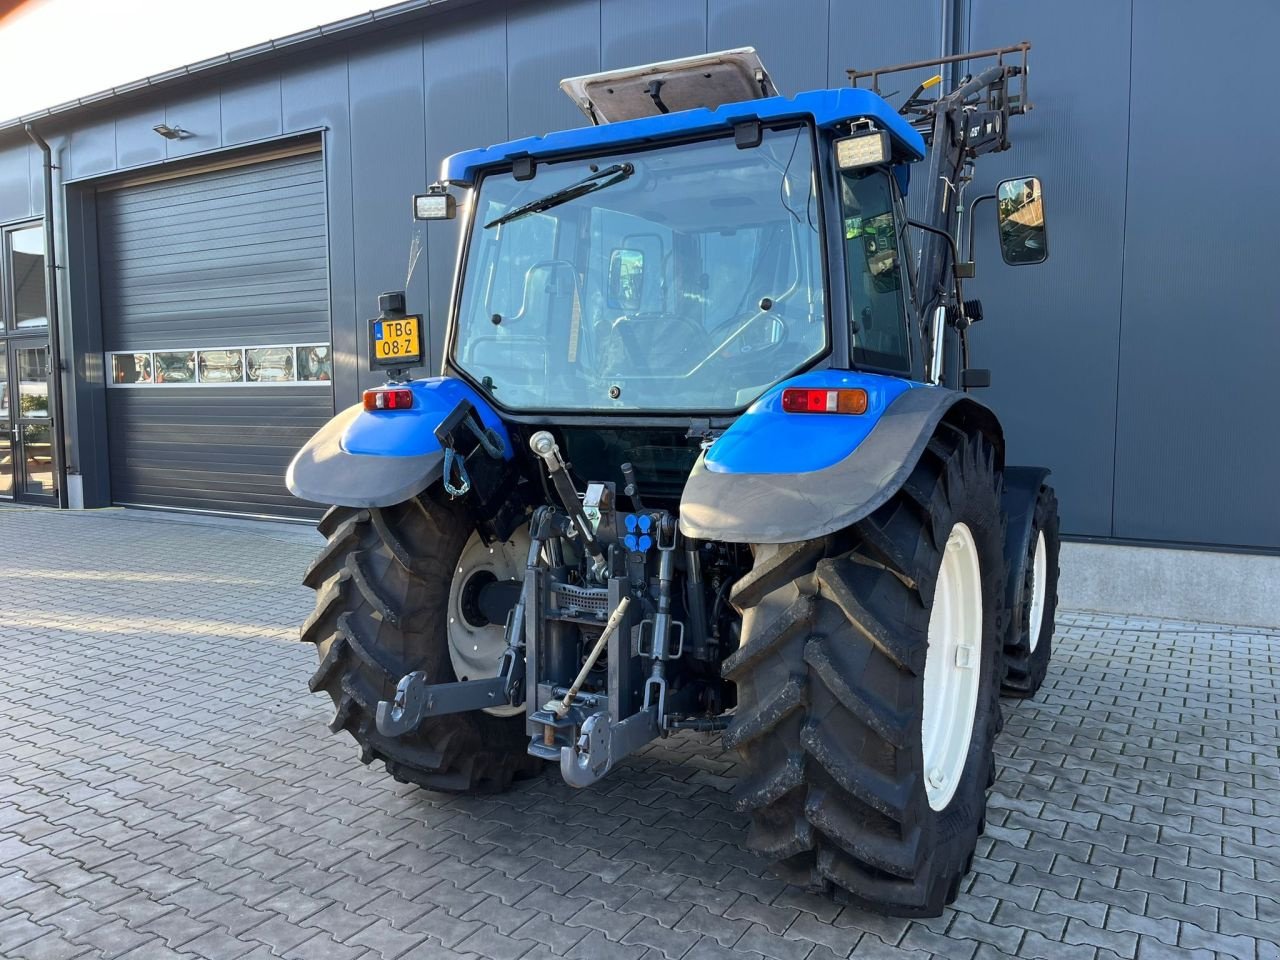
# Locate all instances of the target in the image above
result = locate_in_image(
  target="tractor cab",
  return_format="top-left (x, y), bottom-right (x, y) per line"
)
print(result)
top-left (428, 51), bottom-right (929, 418)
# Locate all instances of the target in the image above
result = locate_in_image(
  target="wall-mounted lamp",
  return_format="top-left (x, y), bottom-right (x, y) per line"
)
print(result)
top-left (152, 123), bottom-right (193, 140)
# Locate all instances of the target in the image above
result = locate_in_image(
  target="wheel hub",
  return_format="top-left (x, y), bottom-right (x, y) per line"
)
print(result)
top-left (447, 529), bottom-right (528, 717)
top-left (921, 522), bottom-right (983, 811)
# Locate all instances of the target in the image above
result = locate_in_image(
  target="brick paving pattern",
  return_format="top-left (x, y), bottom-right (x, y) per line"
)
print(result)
top-left (0, 504), bottom-right (1277, 960)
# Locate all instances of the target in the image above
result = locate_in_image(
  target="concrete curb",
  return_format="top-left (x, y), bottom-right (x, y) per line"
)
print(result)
top-left (1060, 540), bottom-right (1280, 630)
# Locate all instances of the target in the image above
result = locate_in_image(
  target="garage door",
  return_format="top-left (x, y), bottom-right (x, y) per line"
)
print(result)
top-left (99, 148), bottom-right (333, 520)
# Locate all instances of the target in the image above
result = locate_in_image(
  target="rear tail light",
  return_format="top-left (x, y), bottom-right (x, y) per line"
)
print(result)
top-left (780, 387), bottom-right (868, 414)
top-left (363, 387), bottom-right (414, 411)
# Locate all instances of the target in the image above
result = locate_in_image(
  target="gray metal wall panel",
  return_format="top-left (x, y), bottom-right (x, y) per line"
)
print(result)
top-left (348, 38), bottom-right (430, 393)
top-left (105, 386), bottom-right (331, 519)
top-left (161, 93), bottom-right (222, 161)
top-left (115, 105), bottom-right (166, 170)
top-left (827, 0), bottom-right (944, 227)
top-left (98, 152), bottom-right (329, 351)
top-left (63, 185), bottom-right (111, 507)
top-left (280, 57), bottom-right (359, 408)
top-left (707, 0), bottom-right (830, 95)
top-left (505, 0), bottom-right (600, 140)
top-left (1112, 0), bottom-right (1280, 549)
top-left (221, 77), bottom-right (285, 146)
top-left (68, 119), bottom-right (116, 180)
top-left (601, 0), bottom-right (705, 70)
top-left (422, 8), bottom-right (509, 372)
top-left (967, 0), bottom-right (1132, 538)
top-left (826, 1), bottom-right (945, 90)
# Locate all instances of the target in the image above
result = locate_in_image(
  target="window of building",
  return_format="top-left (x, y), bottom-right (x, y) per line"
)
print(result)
top-left (7, 226), bottom-right (46, 332)
top-left (106, 343), bottom-right (331, 386)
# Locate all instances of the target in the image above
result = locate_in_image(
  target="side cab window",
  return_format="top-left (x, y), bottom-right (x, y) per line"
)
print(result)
top-left (839, 168), bottom-right (911, 374)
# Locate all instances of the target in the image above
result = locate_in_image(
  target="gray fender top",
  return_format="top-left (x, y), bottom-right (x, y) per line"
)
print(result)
top-left (679, 386), bottom-right (983, 544)
top-left (286, 403), bottom-right (445, 509)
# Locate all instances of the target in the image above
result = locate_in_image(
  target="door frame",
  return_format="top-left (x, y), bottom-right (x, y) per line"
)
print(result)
top-left (3, 336), bottom-right (57, 504)
top-left (1, 219), bottom-right (60, 505)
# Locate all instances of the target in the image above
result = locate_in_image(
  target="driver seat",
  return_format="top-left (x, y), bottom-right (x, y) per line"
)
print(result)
top-left (511, 259), bottom-right (582, 363)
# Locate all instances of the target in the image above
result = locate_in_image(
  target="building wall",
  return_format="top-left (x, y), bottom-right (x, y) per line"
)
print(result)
top-left (0, 0), bottom-right (1274, 550)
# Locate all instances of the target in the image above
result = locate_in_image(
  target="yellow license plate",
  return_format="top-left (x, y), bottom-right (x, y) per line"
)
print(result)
top-left (373, 315), bottom-right (421, 364)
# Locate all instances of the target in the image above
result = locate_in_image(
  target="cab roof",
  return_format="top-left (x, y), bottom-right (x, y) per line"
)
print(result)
top-left (441, 87), bottom-right (926, 185)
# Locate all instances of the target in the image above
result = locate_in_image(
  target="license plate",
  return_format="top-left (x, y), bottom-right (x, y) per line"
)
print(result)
top-left (372, 315), bottom-right (422, 366)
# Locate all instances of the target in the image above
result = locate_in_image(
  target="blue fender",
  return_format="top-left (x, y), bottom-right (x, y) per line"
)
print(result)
top-left (679, 370), bottom-right (1001, 544)
top-left (287, 377), bottom-right (510, 508)
top-left (702, 370), bottom-right (918, 475)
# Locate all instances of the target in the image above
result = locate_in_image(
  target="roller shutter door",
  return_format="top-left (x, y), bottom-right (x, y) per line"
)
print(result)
top-left (99, 149), bottom-right (332, 519)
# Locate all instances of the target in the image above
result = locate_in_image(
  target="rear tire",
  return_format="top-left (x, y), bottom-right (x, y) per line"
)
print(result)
top-left (1000, 484), bottom-right (1059, 699)
top-left (301, 495), bottom-right (541, 792)
top-left (722, 427), bottom-right (1005, 916)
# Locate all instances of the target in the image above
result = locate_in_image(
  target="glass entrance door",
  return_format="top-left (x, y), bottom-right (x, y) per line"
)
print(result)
top-left (2, 338), bottom-right (55, 502)
top-left (0, 223), bottom-right (54, 504)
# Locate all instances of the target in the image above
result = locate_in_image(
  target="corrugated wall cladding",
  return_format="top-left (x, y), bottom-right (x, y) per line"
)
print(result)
top-left (1110, 0), bottom-right (1280, 549)
top-left (966, 0), bottom-right (1133, 540)
top-left (98, 153), bottom-right (329, 351)
top-left (0, 0), bottom-right (1272, 548)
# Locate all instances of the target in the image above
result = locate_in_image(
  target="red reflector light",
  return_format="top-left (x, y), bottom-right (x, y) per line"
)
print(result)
top-left (363, 388), bottom-right (414, 411)
top-left (780, 387), bottom-right (868, 415)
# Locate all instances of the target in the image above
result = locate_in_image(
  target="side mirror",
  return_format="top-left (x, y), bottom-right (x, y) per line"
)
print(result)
top-left (608, 248), bottom-right (645, 311)
top-left (996, 176), bottom-right (1048, 265)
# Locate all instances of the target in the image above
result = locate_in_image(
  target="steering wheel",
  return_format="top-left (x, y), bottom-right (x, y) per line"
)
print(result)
top-left (612, 313), bottom-right (712, 372)
top-left (707, 302), bottom-right (791, 361)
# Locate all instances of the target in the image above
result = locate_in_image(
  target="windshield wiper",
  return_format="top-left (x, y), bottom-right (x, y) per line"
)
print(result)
top-left (485, 162), bottom-right (634, 228)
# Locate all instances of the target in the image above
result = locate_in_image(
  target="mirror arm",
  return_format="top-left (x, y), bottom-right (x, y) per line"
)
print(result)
top-left (963, 193), bottom-right (997, 270)
top-left (905, 217), bottom-right (964, 305)
top-left (906, 217), bottom-right (967, 385)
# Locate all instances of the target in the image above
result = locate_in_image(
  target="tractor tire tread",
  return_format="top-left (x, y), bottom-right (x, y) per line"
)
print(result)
top-left (346, 550), bottom-right (403, 626)
top-left (724, 429), bottom-right (1005, 917)
top-left (730, 539), bottom-right (826, 610)
top-left (301, 496), bottom-right (540, 794)
top-left (303, 515), bottom-right (362, 590)
top-left (1001, 484), bottom-right (1060, 698)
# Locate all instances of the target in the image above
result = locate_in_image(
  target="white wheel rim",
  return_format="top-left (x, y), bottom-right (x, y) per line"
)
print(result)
top-left (447, 530), bottom-right (528, 717)
top-left (1027, 531), bottom-right (1047, 653)
top-left (922, 522), bottom-right (983, 812)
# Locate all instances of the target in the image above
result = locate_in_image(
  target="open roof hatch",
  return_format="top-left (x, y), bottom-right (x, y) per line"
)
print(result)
top-left (560, 48), bottom-right (778, 125)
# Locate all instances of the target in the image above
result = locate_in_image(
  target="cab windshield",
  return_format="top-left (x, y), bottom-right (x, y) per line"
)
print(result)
top-left (452, 127), bottom-right (826, 412)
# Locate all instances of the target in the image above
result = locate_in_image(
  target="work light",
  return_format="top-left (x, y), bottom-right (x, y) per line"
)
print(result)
top-left (835, 129), bottom-right (890, 170)
top-left (412, 187), bottom-right (457, 220)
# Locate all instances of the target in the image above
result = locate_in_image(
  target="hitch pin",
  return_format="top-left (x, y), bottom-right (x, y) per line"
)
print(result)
top-left (545, 596), bottom-right (631, 720)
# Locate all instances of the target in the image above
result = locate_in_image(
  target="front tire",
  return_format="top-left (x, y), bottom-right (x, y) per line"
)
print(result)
top-left (723, 427), bottom-right (1005, 916)
top-left (300, 494), bottom-right (541, 792)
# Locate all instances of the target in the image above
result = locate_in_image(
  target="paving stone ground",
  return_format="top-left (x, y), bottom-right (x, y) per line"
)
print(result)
top-left (0, 503), bottom-right (1277, 960)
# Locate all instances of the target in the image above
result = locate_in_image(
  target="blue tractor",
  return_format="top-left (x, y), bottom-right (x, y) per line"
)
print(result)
top-left (289, 45), bottom-right (1059, 916)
